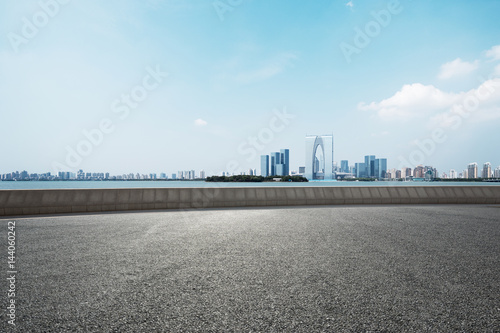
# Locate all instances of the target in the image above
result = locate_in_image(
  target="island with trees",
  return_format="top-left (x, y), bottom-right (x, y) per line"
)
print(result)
top-left (205, 175), bottom-right (308, 182)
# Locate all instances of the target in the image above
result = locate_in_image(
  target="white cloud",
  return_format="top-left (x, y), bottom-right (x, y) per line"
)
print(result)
top-left (494, 64), bottom-right (500, 76)
top-left (346, 1), bottom-right (354, 9)
top-left (429, 79), bottom-right (500, 128)
top-left (485, 45), bottom-right (500, 61)
top-left (360, 79), bottom-right (500, 127)
top-left (359, 83), bottom-right (461, 121)
top-left (438, 58), bottom-right (478, 79)
top-left (194, 118), bottom-right (207, 126)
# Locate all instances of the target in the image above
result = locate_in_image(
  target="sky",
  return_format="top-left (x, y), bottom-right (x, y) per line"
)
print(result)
top-left (1, 0), bottom-right (499, 176)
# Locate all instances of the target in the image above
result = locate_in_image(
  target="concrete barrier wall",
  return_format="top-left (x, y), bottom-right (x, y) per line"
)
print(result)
top-left (1, 186), bottom-right (500, 216)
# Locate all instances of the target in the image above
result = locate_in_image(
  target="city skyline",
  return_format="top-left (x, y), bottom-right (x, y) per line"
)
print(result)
top-left (1, 1), bottom-right (500, 174)
top-left (3, 158), bottom-right (500, 181)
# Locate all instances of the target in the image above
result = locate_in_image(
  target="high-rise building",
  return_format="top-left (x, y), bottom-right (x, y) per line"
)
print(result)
top-left (268, 149), bottom-right (289, 176)
top-left (494, 166), bottom-right (500, 178)
top-left (340, 160), bottom-right (349, 173)
top-left (199, 170), bottom-right (206, 179)
top-left (403, 167), bottom-right (412, 177)
top-left (467, 162), bottom-right (478, 179)
top-left (270, 152), bottom-right (280, 176)
top-left (355, 162), bottom-right (366, 178)
top-left (305, 135), bottom-right (334, 180)
top-left (413, 165), bottom-right (425, 178)
top-left (374, 158), bottom-right (387, 179)
top-left (364, 155), bottom-right (375, 177)
top-left (171, 174), bottom-right (177, 180)
top-left (482, 162), bottom-right (491, 178)
top-left (449, 169), bottom-right (457, 179)
top-left (280, 149), bottom-right (290, 176)
top-left (260, 155), bottom-right (269, 177)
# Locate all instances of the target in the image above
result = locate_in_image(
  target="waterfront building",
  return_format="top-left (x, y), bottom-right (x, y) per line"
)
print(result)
top-left (364, 155), bottom-right (376, 177)
top-left (340, 160), bottom-right (349, 173)
top-left (355, 162), bottom-right (366, 178)
top-left (260, 155), bottom-right (269, 177)
top-left (449, 169), bottom-right (457, 179)
top-left (494, 166), bottom-right (500, 178)
top-left (402, 167), bottom-right (412, 178)
top-left (467, 163), bottom-right (478, 179)
top-left (280, 149), bottom-right (290, 176)
top-left (482, 162), bottom-right (491, 178)
top-left (374, 158), bottom-right (387, 179)
top-left (270, 152), bottom-right (280, 176)
top-left (413, 165), bottom-right (425, 178)
top-left (305, 135), bottom-right (334, 180)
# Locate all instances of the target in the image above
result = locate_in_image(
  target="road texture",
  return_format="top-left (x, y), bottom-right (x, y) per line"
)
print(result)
top-left (1, 205), bottom-right (499, 332)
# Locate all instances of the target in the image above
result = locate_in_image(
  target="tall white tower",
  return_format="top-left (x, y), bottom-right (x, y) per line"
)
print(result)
top-left (305, 134), bottom-right (334, 180)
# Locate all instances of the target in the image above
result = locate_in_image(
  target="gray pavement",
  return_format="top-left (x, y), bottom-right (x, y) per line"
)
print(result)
top-left (1, 205), bottom-right (499, 332)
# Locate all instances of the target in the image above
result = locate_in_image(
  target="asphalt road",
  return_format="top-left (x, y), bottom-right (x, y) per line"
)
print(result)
top-left (1, 205), bottom-right (499, 332)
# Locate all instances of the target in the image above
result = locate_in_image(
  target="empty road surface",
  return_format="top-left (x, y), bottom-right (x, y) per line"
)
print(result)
top-left (1, 205), bottom-right (499, 332)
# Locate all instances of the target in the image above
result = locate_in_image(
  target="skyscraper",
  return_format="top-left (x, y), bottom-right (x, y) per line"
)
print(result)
top-left (280, 149), bottom-right (290, 176)
top-left (270, 152), bottom-right (280, 176)
top-left (340, 160), bottom-right (349, 173)
top-left (467, 162), bottom-right (478, 179)
top-left (305, 135), bottom-right (334, 180)
top-left (374, 158), bottom-right (387, 179)
top-left (482, 162), bottom-right (491, 178)
top-left (494, 166), bottom-right (500, 178)
top-left (260, 155), bottom-right (269, 177)
top-left (268, 150), bottom-right (290, 176)
top-left (364, 155), bottom-right (375, 177)
top-left (355, 162), bottom-right (366, 178)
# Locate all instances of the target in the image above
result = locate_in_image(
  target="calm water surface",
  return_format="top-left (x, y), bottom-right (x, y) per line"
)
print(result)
top-left (1, 180), bottom-right (499, 190)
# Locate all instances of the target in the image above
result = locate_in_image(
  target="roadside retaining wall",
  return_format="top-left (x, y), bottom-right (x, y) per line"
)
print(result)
top-left (1, 186), bottom-right (500, 216)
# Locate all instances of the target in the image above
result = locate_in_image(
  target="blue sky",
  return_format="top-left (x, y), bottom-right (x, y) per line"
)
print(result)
top-left (1, 0), bottom-right (499, 176)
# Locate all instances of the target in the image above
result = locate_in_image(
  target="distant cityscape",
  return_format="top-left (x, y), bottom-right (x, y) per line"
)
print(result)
top-left (2, 135), bottom-right (500, 182)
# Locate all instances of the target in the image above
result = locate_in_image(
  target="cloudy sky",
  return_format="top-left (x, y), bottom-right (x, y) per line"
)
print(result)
top-left (1, 0), bottom-right (499, 176)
